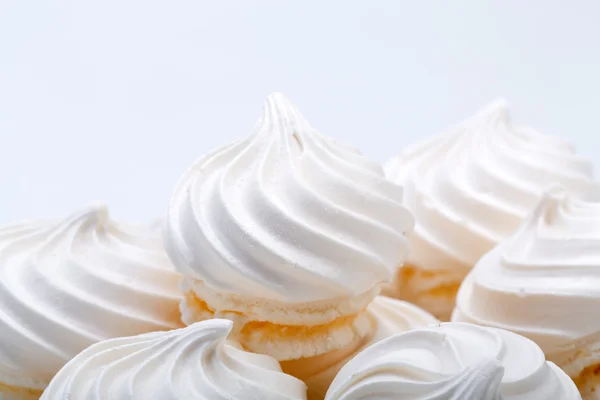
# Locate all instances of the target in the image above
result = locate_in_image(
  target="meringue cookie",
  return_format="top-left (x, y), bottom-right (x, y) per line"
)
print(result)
top-left (165, 92), bottom-right (414, 362)
top-left (0, 206), bottom-right (182, 396)
top-left (166, 92), bottom-right (413, 302)
top-left (282, 296), bottom-right (438, 400)
top-left (325, 322), bottom-right (581, 400)
top-left (384, 99), bottom-right (600, 320)
top-left (453, 187), bottom-right (600, 399)
top-left (41, 319), bottom-right (307, 400)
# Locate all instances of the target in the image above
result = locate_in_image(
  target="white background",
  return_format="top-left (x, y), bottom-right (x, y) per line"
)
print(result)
top-left (1, 1), bottom-right (599, 224)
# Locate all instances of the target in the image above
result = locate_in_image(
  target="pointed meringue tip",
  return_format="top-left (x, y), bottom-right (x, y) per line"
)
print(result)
top-left (536, 185), bottom-right (570, 216)
top-left (190, 318), bottom-right (235, 338)
top-left (541, 184), bottom-right (569, 201)
top-left (490, 97), bottom-right (508, 108)
top-left (259, 92), bottom-right (309, 133)
top-left (83, 203), bottom-right (110, 222)
top-left (518, 185), bottom-right (568, 231)
top-left (266, 91), bottom-right (287, 99)
top-left (480, 98), bottom-right (510, 118)
top-left (262, 92), bottom-right (298, 116)
top-left (64, 203), bottom-right (111, 230)
top-left (265, 92), bottom-right (294, 107)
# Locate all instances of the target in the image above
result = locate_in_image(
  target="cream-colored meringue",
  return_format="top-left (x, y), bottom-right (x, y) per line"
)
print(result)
top-left (453, 187), bottom-right (600, 379)
top-left (0, 206), bottom-right (182, 393)
top-left (292, 296), bottom-right (438, 399)
top-left (41, 319), bottom-right (307, 400)
top-left (325, 322), bottom-right (581, 400)
top-left (165, 92), bottom-right (414, 303)
top-left (386, 99), bottom-right (599, 276)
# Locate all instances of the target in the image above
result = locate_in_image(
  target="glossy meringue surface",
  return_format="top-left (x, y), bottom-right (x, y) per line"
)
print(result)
top-left (367, 295), bottom-right (439, 335)
top-left (325, 322), bottom-right (581, 400)
top-left (165, 92), bottom-right (414, 302)
top-left (453, 187), bottom-right (600, 372)
top-left (385, 99), bottom-right (599, 273)
top-left (0, 206), bottom-right (182, 391)
top-left (41, 319), bottom-right (307, 399)
top-left (293, 296), bottom-right (439, 399)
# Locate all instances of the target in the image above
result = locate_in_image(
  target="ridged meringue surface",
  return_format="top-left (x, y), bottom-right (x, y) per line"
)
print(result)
top-left (325, 322), bottom-right (581, 400)
top-left (165, 92), bottom-right (414, 302)
top-left (41, 319), bottom-right (307, 400)
top-left (0, 206), bottom-right (182, 391)
top-left (297, 296), bottom-right (438, 399)
top-left (385, 100), bottom-right (599, 273)
top-left (453, 187), bottom-right (600, 375)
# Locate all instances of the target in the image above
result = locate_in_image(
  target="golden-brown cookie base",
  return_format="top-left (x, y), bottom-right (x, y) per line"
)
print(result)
top-left (0, 381), bottom-right (44, 400)
top-left (393, 263), bottom-right (465, 321)
top-left (572, 363), bottom-right (600, 400)
top-left (181, 288), bottom-right (373, 361)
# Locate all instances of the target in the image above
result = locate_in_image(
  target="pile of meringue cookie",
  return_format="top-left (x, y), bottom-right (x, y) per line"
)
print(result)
top-left (1, 92), bottom-right (598, 400)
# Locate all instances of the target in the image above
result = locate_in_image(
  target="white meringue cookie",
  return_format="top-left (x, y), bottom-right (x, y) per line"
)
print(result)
top-left (0, 206), bottom-right (182, 392)
top-left (453, 187), bottom-right (600, 378)
top-left (325, 322), bottom-right (581, 400)
top-left (386, 99), bottom-right (599, 274)
top-left (165, 92), bottom-right (414, 303)
top-left (41, 319), bottom-right (307, 400)
top-left (293, 296), bottom-right (439, 399)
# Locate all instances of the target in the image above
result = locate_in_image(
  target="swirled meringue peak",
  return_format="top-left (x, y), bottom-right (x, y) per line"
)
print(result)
top-left (325, 322), bottom-right (581, 400)
top-left (454, 186), bottom-right (600, 378)
top-left (385, 99), bottom-right (600, 272)
top-left (0, 205), bottom-right (182, 394)
top-left (165, 92), bottom-right (414, 302)
top-left (41, 319), bottom-right (307, 400)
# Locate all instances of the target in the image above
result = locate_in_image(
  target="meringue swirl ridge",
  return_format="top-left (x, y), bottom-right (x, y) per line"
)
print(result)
top-left (453, 186), bottom-right (600, 377)
top-left (0, 205), bottom-right (182, 392)
top-left (325, 322), bottom-right (580, 400)
top-left (165, 92), bottom-right (414, 303)
top-left (386, 99), bottom-right (599, 270)
top-left (41, 319), bottom-right (307, 400)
